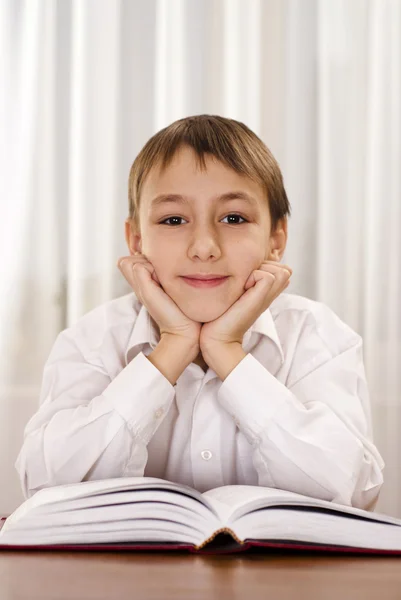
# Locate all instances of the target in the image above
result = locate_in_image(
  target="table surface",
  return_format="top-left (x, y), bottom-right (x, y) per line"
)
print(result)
top-left (1, 549), bottom-right (401, 600)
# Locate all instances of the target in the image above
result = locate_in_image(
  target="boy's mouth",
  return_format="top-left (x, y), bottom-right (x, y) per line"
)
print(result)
top-left (181, 276), bottom-right (229, 288)
top-left (181, 274), bottom-right (228, 280)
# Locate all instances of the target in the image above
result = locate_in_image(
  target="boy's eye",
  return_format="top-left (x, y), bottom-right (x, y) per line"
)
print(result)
top-left (159, 214), bottom-right (248, 226)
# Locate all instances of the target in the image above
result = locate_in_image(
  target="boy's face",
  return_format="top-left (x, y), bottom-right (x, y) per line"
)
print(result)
top-left (127, 145), bottom-right (287, 323)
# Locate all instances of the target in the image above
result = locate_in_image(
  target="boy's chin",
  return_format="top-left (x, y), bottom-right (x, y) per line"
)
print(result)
top-left (180, 308), bottom-right (227, 324)
top-left (177, 292), bottom-right (240, 323)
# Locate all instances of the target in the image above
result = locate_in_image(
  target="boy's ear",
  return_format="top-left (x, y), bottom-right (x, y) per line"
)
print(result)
top-left (124, 219), bottom-right (142, 256)
top-left (267, 217), bottom-right (288, 261)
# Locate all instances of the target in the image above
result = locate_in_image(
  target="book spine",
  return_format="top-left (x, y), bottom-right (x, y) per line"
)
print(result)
top-left (194, 527), bottom-right (245, 551)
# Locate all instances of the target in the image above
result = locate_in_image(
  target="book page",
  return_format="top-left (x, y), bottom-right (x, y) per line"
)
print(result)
top-left (16, 491), bottom-right (213, 531)
top-left (0, 481), bottom-right (223, 547)
top-left (1, 477), bottom-right (218, 532)
top-left (203, 485), bottom-right (401, 528)
top-left (203, 485), bottom-right (305, 523)
top-left (232, 507), bottom-right (401, 552)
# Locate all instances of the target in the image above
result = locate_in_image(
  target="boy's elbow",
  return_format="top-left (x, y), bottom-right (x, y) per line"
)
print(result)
top-left (329, 447), bottom-right (384, 510)
top-left (350, 453), bottom-right (384, 511)
top-left (351, 478), bottom-right (384, 512)
top-left (18, 474), bottom-right (44, 500)
top-left (15, 430), bottom-right (55, 499)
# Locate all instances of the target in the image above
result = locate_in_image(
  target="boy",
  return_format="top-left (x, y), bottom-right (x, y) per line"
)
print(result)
top-left (15, 115), bottom-right (384, 510)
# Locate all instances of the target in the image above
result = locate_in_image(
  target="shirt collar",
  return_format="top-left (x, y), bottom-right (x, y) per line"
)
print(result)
top-left (124, 298), bottom-right (284, 368)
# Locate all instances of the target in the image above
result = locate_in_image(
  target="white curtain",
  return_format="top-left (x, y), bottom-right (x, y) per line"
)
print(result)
top-left (1, 0), bottom-right (400, 518)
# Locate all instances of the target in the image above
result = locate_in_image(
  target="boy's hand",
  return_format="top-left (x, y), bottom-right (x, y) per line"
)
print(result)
top-left (200, 261), bottom-right (292, 352)
top-left (117, 255), bottom-right (201, 348)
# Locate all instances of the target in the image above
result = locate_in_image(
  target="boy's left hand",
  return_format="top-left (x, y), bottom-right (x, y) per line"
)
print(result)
top-left (200, 261), bottom-right (292, 352)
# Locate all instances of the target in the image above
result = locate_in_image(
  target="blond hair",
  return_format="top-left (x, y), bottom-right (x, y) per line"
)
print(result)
top-left (128, 115), bottom-right (291, 235)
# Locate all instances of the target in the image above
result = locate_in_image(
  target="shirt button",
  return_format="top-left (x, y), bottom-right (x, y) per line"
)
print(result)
top-left (154, 408), bottom-right (164, 419)
top-left (201, 450), bottom-right (212, 461)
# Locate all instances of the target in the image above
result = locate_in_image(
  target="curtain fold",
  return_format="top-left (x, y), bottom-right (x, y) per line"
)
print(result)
top-left (1, 0), bottom-right (400, 517)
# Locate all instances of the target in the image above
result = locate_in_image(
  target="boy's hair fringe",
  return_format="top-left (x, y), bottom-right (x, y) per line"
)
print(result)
top-left (128, 114), bottom-right (291, 235)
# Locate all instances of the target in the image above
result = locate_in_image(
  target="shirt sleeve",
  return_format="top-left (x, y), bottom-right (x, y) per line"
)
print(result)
top-left (217, 334), bottom-right (385, 511)
top-left (15, 331), bottom-right (176, 499)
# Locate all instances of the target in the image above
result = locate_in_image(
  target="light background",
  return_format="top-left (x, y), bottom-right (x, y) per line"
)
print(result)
top-left (1, 0), bottom-right (400, 517)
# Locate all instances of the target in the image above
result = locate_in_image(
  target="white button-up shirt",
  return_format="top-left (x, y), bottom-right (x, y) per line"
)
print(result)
top-left (15, 291), bottom-right (385, 510)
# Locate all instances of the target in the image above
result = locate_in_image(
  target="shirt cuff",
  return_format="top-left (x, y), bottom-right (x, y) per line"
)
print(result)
top-left (217, 352), bottom-right (295, 443)
top-left (103, 351), bottom-right (176, 443)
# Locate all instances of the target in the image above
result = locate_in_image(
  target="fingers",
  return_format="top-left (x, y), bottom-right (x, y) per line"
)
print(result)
top-left (117, 257), bottom-right (145, 300)
top-left (257, 262), bottom-right (292, 301)
top-left (258, 263), bottom-right (292, 287)
top-left (117, 255), bottom-right (147, 270)
top-left (261, 261), bottom-right (292, 277)
top-left (117, 255), bottom-right (160, 285)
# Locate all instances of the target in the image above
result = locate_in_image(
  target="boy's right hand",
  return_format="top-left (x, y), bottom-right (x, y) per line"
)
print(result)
top-left (117, 255), bottom-right (201, 349)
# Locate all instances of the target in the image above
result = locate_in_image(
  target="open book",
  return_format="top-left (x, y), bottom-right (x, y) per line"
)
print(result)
top-left (1, 477), bottom-right (401, 555)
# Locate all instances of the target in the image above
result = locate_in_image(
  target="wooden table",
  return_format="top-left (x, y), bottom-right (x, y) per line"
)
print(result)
top-left (0, 549), bottom-right (400, 599)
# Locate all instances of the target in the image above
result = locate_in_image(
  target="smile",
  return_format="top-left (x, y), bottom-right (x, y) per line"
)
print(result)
top-left (181, 277), bottom-right (229, 288)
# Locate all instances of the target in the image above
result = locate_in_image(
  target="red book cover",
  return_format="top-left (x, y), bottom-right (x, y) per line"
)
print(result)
top-left (2, 517), bottom-right (401, 555)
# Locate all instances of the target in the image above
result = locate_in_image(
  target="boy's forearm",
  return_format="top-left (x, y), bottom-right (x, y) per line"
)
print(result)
top-left (146, 335), bottom-right (198, 386)
top-left (202, 342), bottom-right (247, 381)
